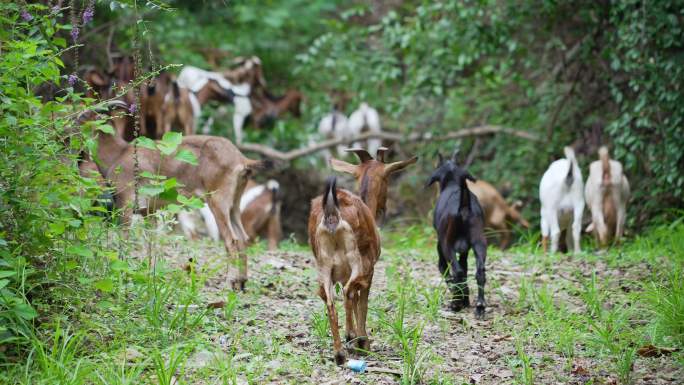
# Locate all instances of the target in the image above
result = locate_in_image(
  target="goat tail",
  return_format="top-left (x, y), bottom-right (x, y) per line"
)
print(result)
top-left (563, 146), bottom-right (576, 187)
top-left (243, 157), bottom-right (274, 171)
top-left (599, 146), bottom-right (611, 184)
top-left (266, 179), bottom-right (280, 215)
top-left (172, 81), bottom-right (180, 104)
top-left (322, 176), bottom-right (340, 232)
top-left (323, 176), bottom-right (339, 210)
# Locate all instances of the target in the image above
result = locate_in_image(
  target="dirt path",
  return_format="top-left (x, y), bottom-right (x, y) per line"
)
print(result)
top-left (158, 236), bottom-right (681, 385)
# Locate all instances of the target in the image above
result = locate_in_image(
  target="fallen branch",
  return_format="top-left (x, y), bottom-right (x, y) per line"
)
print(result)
top-left (237, 125), bottom-right (539, 161)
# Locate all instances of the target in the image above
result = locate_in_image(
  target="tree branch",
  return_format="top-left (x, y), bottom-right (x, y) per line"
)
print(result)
top-left (237, 125), bottom-right (539, 161)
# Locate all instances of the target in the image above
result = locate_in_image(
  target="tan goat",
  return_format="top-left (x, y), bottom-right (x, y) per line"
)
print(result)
top-left (161, 81), bottom-right (195, 137)
top-left (467, 180), bottom-right (530, 249)
top-left (308, 148), bottom-right (416, 364)
top-left (308, 177), bottom-right (379, 365)
top-left (329, 147), bottom-right (417, 221)
top-left (94, 126), bottom-right (263, 290)
top-left (240, 180), bottom-right (282, 251)
top-left (140, 72), bottom-right (174, 139)
top-left (584, 146), bottom-right (630, 247)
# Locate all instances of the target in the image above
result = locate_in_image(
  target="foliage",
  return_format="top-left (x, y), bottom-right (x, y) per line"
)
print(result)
top-left (1, 0), bottom-right (683, 383)
top-left (0, 2), bottom-right (109, 355)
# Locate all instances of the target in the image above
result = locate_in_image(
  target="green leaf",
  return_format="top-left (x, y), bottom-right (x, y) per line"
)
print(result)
top-left (64, 260), bottom-right (79, 270)
top-left (96, 123), bottom-right (115, 135)
top-left (49, 221), bottom-right (66, 235)
top-left (94, 279), bottom-right (114, 293)
top-left (139, 184), bottom-right (165, 197)
top-left (174, 149), bottom-right (198, 165)
top-left (177, 195), bottom-right (204, 209)
top-left (158, 132), bottom-right (183, 156)
top-left (110, 260), bottom-right (129, 272)
top-left (166, 204), bottom-right (182, 214)
top-left (96, 300), bottom-right (114, 311)
top-left (14, 303), bottom-right (37, 320)
top-left (136, 136), bottom-right (157, 151)
top-left (0, 279), bottom-right (9, 290)
top-left (0, 271), bottom-right (15, 279)
top-left (67, 245), bottom-right (94, 258)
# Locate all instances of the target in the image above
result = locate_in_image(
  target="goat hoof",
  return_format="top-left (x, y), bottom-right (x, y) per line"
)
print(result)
top-left (475, 306), bottom-right (485, 320)
top-left (345, 333), bottom-right (356, 343)
top-left (449, 300), bottom-right (467, 313)
top-left (334, 350), bottom-right (346, 365)
top-left (355, 336), bottom-right (370, 353)
top-left (231, 279), bottom-right (246, 292)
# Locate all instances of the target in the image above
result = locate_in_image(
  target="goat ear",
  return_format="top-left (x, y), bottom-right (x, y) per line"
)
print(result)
top-left (87, 71), bottom-right (109, 87)
top-left (425, 172), bottom-right (440, 188)
top-left (330, 158), bottom-right (358, 176)
top-left (436, 152), bottom-right (444, 166)
top-left (345, 148), bottom-right (373, 163)
top-left (376, 146), bottom-right (389, 163)
top-left (384, 156), bottom-right (418, 176)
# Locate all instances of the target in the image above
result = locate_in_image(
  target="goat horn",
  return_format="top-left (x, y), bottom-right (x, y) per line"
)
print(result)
top-left (376, 147), bottom-right (389, 162)
top-left (344, 148), bottom-right (373, 163)
top-left (451, 146), bottom-right (460, 163)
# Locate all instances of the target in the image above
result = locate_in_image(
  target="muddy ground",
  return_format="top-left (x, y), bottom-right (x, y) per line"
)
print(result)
top-left (142, 232), bottom-right (682, 385)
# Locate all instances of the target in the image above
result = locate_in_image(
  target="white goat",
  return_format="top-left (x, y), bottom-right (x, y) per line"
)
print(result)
top-left (318, 111), bottom-right (351, 162)
top-left (584, 146), bottom-right (630, 247)
top-left (179, 180), bottom-right (280, 246)
top-left (177, 66), bottom-right (252, 143)
top-left (348, 102), bottom-right (382, 155)
top-left (539, 146), bottom-right (585, 254)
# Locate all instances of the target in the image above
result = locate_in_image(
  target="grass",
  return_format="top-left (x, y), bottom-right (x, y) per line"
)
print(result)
top-left (1, 219), bottom-right (683, 384)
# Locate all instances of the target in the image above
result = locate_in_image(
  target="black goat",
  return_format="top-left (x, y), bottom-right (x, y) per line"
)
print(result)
top-left (427, 157), bottom-right (487, 319)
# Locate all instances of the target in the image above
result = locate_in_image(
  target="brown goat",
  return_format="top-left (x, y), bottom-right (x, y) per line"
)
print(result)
top-left (223, 56), bottom-right (266, 89)
top-left (140, 72), bottom-right (174, 139)
top-left (249, 89), bottom-right (303, 128)
top-left (161, 82), bottom-right (195, 137)
top-left (584, 146), bottom-right (630, 247)
top-left (240, 180), bottom-right (282, 251)
top-left (308, 177), bottom-right (380, 364)
top-left (329, 147), bottom-right (417, 222)
top-left (467, 180), bottom-right (530, 249)
top-left (94, 127), bottom-right (263, 290)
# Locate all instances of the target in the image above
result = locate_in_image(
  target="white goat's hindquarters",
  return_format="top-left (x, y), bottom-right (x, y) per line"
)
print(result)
top-left (348, 103), bottom-right (382, 154)
top-left (200, 204), bottom-right (220, 241)
top-left (539, 158), bottom-right (585, 254)
top-left (233, 95), bottom-right (252, 144)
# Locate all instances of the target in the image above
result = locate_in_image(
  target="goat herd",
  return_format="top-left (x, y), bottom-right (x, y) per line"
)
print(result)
top-left (75, 54), bottom-right (630, 364)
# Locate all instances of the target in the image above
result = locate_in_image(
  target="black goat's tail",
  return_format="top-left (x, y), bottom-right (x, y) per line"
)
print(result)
top-left (563, 146), bottom-right (577, 188)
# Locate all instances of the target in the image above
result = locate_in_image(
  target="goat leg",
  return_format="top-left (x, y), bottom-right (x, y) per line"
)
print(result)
top-left (354, 284), bottom-right (371, 353)
top-left (473, 241), bottom-right (487, 320)
top-left (266, 212), bottom-right (281, 251)
top-left (458, 251), bottom-right (470, 308)
top-left (208, 197), bottom-right (244, 291)
top-left (343, 289), bottom-right (357, 344)
top-left (319, 277), bottom-right (345, 365)
top-left (448, 250), bottom-right (468, 312)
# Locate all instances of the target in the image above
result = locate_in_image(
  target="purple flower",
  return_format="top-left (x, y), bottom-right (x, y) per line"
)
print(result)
top-left (52, 6), bottom-right (61, 13)
top-left (128, 103), bottom-right (137, 114)
top-left (21, 10), bottom-right (33, 22)
top-left (68, 74), bottom-right (78, 86)
top-left (70, 27), bottom-right (79, 42)
top-left (82, 7), bottom-right (94, 24)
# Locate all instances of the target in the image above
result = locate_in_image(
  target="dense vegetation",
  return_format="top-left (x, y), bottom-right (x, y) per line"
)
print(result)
top-left (1, 1), bottom-right (682, 384)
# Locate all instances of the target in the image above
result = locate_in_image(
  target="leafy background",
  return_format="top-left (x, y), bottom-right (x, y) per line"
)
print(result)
top-left (0, 0), bottom-right (683, 381)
